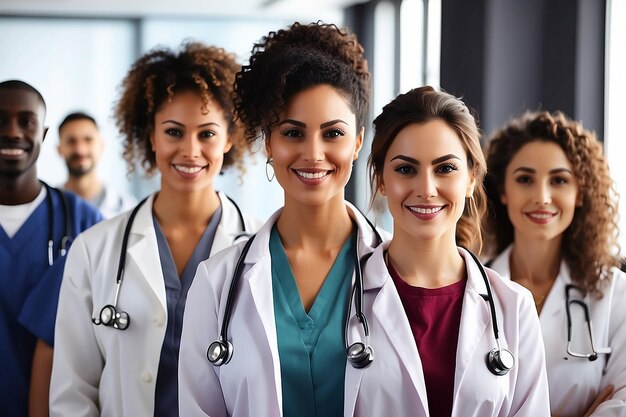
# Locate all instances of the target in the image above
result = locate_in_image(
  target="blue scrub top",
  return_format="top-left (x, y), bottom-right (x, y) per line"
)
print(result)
top-left (270, 226), bottom-right (354, 417)
top-left (152, 204), bottom-right (222, 417)
top-left (0, 186), bottom-right (101, 417)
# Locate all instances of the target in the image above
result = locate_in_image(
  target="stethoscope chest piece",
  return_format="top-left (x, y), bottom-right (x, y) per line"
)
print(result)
top-left (93, 304), bottom-right (131, 330)
top-left (207, 340), bottom-right (234, 366)
top-left (347, 341), bottom-right (374, 369)
top-left (486, 346), bottom-right (515, 376)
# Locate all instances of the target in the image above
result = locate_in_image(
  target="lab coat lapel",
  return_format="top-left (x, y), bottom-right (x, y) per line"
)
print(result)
top-left (453, 248), bottom-right (490, 403)
top-left (241, 210), bottom-right (283, 414)
top-left (126, 195), bottom-right (167, 312)
top-left (369, 248), bottom-right (430, 416)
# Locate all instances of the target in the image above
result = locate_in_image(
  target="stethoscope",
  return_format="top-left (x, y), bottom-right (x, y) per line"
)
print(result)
top-left (565, 284), bottom-right (612, 361)
top-left (41, 181), bottom-right (73, 266)
top-left (91, 194), bottom-right (249, 331)
top-left (207, 225), bottom-right (515, 376)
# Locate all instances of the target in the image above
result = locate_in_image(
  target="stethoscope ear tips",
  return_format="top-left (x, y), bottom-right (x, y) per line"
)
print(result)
top-left (207, 340), bottom-right (234, 366)
top-left (347, 342), bottom-right (374, 369)
top-left (486, 347), bottom-right (515, 376)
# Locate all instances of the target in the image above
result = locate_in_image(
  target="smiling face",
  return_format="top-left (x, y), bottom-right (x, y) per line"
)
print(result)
top-left (266, 84), bottom-right (363, 208)
top-left (380, 120), bottom-right (475, 244)
top-left (58, 119), bottom-right (104, 177)
top-left (501, 140), bottom-right (580, 244)
top-left (0, 88), bottom-right (47, 180)
top-left (150, 90), bottom-right (232, 195)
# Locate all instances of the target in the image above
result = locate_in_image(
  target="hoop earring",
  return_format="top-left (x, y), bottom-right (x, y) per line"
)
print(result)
top-left (265, 157), bottom-right (275, 182)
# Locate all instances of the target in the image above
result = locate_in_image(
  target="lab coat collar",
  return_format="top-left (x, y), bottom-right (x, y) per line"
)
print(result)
top-left (490, 244), bottom-right (570, 319)
top-left (362, 244), bottom-right (491, 413)
top-left (125, 194), bottom-right (167, 312)
top-left (242, 200), bottom-right (385, 268)
top-left (210, 191), bottom-right (246, 257)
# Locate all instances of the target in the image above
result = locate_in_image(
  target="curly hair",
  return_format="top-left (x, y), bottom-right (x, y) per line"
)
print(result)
top-left (234, 22), bottom-right (370, 144)
top-left (114, 42), bottom-right (247, 175)
top-left (368, 86), bottom-right (487, 253)
top-left (483, 111), bottom-right (621, 295)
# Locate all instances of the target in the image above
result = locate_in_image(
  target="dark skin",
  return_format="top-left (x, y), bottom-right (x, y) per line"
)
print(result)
top-left (0, 87), bottom-right (48, 205)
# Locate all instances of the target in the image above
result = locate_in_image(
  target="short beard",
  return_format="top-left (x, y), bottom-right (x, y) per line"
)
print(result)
top-left (67, 163), bottom-right (94, 178)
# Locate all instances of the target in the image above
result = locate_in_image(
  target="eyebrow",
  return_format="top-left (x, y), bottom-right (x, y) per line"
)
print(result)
top-left (277, 119), bottom-right (348, 129)
top-left (390, 153), bottom-right (461, 165)
top-left (513, 167), bottom-right (573, 175)
top-left (161, 120), bottom-right (221, 128)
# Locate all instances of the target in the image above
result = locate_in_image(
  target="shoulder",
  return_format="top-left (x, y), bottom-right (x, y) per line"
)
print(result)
top-left (53, 187), bottom-right (103, 228)
top-left (74, 208), bottom-right (132, 247)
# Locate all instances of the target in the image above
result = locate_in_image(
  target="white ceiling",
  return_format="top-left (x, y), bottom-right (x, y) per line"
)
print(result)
top-left (0, 0), bottom-right (366, 20)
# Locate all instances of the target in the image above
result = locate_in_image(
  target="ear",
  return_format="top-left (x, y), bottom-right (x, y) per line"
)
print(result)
top-left (575, 191), bottom-right (583, 207)
top-left (353, 127), bottom-right (364, 161)
top-left (149, 131), bottom-right (156, 152)
top-left (223, 135), bottom-right (233, 154)
top-left (378, 178), bottom-right (386, 196)
top-left (42, 127), bottom-right (49, 143)
top-left (466, 172), bottom-right (476, 198)
top-left (265, 138), bottom-right (272, 159)
top-left (500, 193), bottom-right (508, 205)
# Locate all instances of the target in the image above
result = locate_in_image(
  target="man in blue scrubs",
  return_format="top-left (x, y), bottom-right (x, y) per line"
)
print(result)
top-left (0, 80), bottom-right (102, 416)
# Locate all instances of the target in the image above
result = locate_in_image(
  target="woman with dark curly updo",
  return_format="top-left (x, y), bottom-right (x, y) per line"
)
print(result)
top-left (179, 22), bottom-right (387, 417)
top-left (483, 111), bottom-right (626, 417)
top-left (50, 42), bottom-right (260, 417)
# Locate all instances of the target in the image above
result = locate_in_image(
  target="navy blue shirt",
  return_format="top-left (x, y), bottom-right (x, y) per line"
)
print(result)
top-left (0, 186), bottom-right (101, 417)
top-left (152, 205), bottom-right (221, 417)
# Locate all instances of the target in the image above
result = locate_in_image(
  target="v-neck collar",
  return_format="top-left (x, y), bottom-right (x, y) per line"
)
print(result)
top-left (269, 225), bottom-right (354, 324)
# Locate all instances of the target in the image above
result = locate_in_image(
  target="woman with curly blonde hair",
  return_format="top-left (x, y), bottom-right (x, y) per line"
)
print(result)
top-left (483, 111), bottom-right (626, 417)
top-left (50, 42), bottom-right (260, 417)
top-left (179, 22), bottom-right (388, 417)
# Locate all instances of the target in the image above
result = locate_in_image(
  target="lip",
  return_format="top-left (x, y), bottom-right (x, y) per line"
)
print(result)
top-left (524, 210), bottom-right (557, 224)
top-left (406, 204), bottom-right (445, 221)
top-left (292, 167), bottom-right (333, 185)
top-left (172, 163), bottom-right (207, 179)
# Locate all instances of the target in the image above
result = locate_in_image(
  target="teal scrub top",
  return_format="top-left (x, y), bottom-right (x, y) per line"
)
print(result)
top-left (270, 226), bottom-right (355, 417)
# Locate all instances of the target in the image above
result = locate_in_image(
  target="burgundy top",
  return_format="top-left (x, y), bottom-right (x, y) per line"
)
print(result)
top-left (388, 261), bottom-right (466, 417)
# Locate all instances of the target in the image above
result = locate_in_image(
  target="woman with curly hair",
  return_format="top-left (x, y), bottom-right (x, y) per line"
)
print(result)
top-left (179, 22), bottom-right (387, 416)
top-left (483, 111), bottom-right (626, 417)
top-left (355, 86), bottom-right (549, 416)
top-left (50, 42), bottom-right (260, 417)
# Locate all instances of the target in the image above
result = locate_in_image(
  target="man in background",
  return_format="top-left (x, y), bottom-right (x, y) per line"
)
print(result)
top-left (57, 112), bottom-right (136, 218)
top-left (0, 80), bottom-right (101, 416)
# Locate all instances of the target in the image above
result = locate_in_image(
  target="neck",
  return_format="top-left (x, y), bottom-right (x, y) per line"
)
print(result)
top-left (0, 170), bottom-right (41, 205)
top-left (64, 171), bottom-right (102, 201)
top-left (509, 235), bottom-right (562, 285)
top-left (387, 228), bottom-right (464, 288)
top-left (152, 184), bottom-right (221, 228)
top-left (276, 194), bottom-right (353, 251)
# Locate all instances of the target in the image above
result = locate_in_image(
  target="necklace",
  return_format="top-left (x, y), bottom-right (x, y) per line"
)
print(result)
top-left (532, 285), bottom-right (552, 310)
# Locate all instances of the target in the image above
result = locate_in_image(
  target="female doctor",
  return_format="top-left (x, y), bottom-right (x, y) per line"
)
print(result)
top-left (178, 22), bottom-right (387, 417)
top-left (50, 42), bottom-right (260, 417)
top-left (483, 111), bottom-right (626, 417)
top-left (357, 86), bottom-right (550, 416)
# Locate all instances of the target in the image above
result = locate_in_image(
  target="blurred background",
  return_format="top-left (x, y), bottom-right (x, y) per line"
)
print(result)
top-left (0, 0), bottom-right (624, 251)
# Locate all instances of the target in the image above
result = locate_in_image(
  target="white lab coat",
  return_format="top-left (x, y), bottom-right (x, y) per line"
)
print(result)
top-left (178, 202), bottom-right (389, 417)
top-left (491, 246), bottom-right (626, 417)
top-left (349, 243), bottom-right (550, 417)
top-left (50, 192), bottom-right (261, 417)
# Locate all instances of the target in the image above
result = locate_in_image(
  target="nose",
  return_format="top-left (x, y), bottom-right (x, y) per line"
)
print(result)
top-left (415, 172), bottom-right (436, 199)
top-left (534, 182), bottom-right (551, 205)
top-left (303, 136), bottom-right (324, 162)
top-left (181, 135), bottom-right (201, 159)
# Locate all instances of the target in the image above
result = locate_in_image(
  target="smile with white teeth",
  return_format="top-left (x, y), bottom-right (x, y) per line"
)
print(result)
top-left (295, 170), bottom-right (329, 179)
top-left (0, 148), bottom-right (25, 156)
top-left (408, 206), bottom-right (444, 214)
top-left (174, 164), bottom-right (204, 174)
top-left (527, 212), bottom-right (555, 219)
